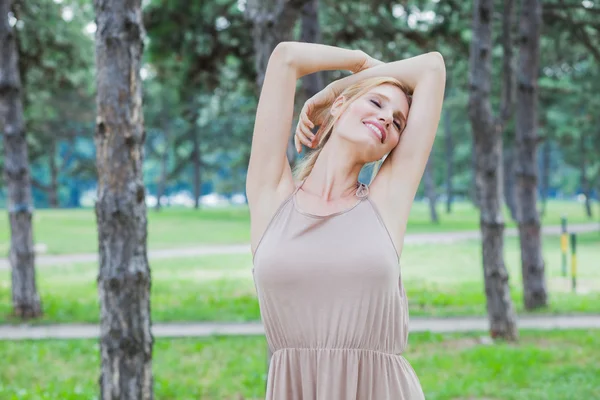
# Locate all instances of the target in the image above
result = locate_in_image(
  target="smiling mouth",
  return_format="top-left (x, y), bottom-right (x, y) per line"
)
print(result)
top-left (363, 122), bottom-right (384, 143)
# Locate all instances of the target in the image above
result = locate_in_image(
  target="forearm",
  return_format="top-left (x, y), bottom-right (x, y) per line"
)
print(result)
top-left (327, 52), bottom-right (445, 95)
top-left (276, 41), bottom-right (366, 79)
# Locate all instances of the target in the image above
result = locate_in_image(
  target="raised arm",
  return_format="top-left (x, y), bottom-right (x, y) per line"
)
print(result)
top-left (246, 42), bottom-right (366, 204)
top-left (325, 51), bottom-right (446, 220)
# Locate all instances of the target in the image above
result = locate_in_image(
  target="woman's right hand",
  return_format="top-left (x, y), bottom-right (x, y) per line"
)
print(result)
top-left (294, 86), bottom-right (336, 153)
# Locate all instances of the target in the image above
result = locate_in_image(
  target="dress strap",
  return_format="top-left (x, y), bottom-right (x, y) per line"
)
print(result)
top-left (294, 178), bottom-right (308, 195)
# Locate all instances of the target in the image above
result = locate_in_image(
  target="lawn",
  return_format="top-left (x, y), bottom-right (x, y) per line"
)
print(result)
top-left (0, 200), bottom-right (595, 255)
top-left (0, 330), bottom-right (598, 399)
top-left (1, 233), bottom-right (598, 325)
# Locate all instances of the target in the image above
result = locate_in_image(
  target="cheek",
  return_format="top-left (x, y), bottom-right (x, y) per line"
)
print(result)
top-left (388, 132), bottom-right (401, 149)
top-left (352, 102), bottom-right (371, 117)
top-left (336, 109), bottom-right (363, 134)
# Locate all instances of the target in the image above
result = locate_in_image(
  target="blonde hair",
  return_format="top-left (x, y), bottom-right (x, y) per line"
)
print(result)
top-left (293, 77), bottom-right (412, 183)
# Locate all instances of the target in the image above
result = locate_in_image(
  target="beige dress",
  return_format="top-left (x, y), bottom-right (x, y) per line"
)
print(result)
top-left (252, 179), bottom-right (425, 400)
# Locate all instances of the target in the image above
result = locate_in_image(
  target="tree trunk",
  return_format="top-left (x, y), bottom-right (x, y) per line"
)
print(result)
top-left (0, 0), bottom-right (42, 319)
top-left (192, 129), bottom-right (201, 209)
top-left (48, 137), bottom-right (59, 208)
top-left (503, 146), bottom-right (518, 221)
top-left (515, 0), bottom-right (547, 310)
top-left (300, 0), bottom-right (323, 100)
top-left (468, 0), bottom-right (518, 340)
top-left (155, 137), bottom-right (168, 212)
top-left (579, 134), bottom-right (593, 218)
top-left (424, 156), bottom-right (439, 224)
top-left (245, 0), bottom-right (310, 89)
top-left (93, 1), bottom-right (153, 399)
top-left (245, 0), bottom-right (312, 377)
top-left (470, 144), bottom-right (481, 209)
top-left (444, 107), bottom-right (453, 213)
top-left (540, 137), bottom-right (550, 217)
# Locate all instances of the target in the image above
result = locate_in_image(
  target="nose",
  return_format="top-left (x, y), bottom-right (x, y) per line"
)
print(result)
top-left (378, 112), bottom-right (393, 128)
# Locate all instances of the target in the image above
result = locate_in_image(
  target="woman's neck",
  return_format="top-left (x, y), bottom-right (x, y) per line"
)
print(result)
top-left (303, 142), bottom-right (364, 201)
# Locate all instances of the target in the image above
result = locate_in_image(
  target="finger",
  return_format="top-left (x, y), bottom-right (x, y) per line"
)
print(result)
top-left (296, 129), bottom-right (313, 149)
top-left (295, 117), bottom-right (311, 140)
top-left (300, 123), bottom-right (315, 145)
top-left (300, 109), bottom-right (314, 130)
top-left (307, 127), bottom-right (317, 145)
top-left (299, 118), bottom-right (315, 142)
top-left (299, 103), bottom-right (313, 125)
top-left (294, 134), bottom-right (301, 153)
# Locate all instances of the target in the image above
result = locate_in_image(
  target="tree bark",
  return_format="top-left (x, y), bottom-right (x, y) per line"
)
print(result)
top-left (48, 137), bottom-right (59, 208)
top-left (579, 134), bottom-right (593, 218)
top-left (540, 137), bottom-right (550, 217)
top-left (245, 0), bottom-right (310, 89)
top-left (93, 0), bottom-right (153, 398)
top-left (503, 146), bottom-right (518, 221)
top-left (515, 0), bottom-right (547, 310)
top-left (468, 0), bottom-right (518, 340)
top-left (470, 145), bottom-right (481, 209)
top-left (424, 156), bottom-right (439, 224)
top-left (155, 133), bottom-right (168, 212)
top-left (0, 0), bottom-right (42, 319)
top-left (444, 107), bottom-right (453, 213)
top-left (192, 128), bottom-right (201, 209)
top-left (300, 0), bottom-right (323, 100)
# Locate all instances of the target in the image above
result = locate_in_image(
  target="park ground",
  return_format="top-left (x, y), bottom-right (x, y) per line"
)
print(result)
top-left (0, 200), bottom-right (599, 399)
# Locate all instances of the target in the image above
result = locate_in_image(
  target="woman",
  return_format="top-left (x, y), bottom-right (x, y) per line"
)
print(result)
top-left (247, 41), bottom-right (445, 399)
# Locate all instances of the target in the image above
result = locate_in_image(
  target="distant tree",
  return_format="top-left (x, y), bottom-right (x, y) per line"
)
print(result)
top-left (468, 0), bottom-right (518, 340)
top-left (144, 0), bottom-right (254, 208)
top-left (93, 0), bottom-right (152, 398)
top-left (442, 101), bottom-right (454, 213)
top-left (515, 0), bottom-right (547, 309)
top-left (423, 156), bottom-right (439, 223)
top-left (13, 0), bottom-right (95, 208)
top-left (0, 0), bottom-right (42, 318)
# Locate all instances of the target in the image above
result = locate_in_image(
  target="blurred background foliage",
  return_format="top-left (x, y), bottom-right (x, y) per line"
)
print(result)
top-left (0, 0), bottom-right (597, 218)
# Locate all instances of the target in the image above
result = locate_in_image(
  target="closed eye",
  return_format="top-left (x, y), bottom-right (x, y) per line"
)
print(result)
top-left (372, 99), bottom-right (402, 130)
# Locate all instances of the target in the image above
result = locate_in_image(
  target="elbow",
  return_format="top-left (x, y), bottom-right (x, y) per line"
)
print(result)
top-left (270, 42), bottom-right (296, 67)
top-left (426, 52), bottom-right (446, 83)
top-left (427, 51), bottom-right (446, 72)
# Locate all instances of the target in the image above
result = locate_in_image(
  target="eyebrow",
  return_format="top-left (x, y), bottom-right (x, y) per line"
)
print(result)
top-left (372, 93), bottom-right (407, 124)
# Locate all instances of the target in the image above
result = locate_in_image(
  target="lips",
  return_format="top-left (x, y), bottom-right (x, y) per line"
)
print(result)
top-left (363, 121), bottom-right (386, 143)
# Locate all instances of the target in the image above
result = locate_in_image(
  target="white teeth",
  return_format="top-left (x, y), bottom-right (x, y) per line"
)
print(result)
top-left (365, 123), bottom-right (382, 140)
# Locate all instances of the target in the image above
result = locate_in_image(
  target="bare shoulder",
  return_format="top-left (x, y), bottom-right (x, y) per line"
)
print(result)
top-left (249, 173), bottom-right (297, 256)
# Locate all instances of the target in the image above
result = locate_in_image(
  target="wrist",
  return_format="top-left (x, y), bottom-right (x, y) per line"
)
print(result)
top-left (349, 50), bottom-right (368, 73)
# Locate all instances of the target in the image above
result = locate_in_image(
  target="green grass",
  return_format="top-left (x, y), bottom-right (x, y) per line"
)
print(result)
top-left (403, 232), bottom-right (600, 317)
top-left (0, 207), bottom-right (251, 256)
top-left (0, 200), bottom-right (596, 255)
top-left (0, 254), bottom-right (259, 324)
top-left (1, 233), bottom-right (598, 325)
top-left (0, 330), bottom-right (598, 399)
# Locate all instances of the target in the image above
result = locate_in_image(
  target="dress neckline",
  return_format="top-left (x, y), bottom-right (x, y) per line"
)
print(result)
top-left (292, 178), bottom-right (370, 219)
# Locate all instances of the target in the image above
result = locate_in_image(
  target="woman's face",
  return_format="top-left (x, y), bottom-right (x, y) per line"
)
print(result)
top-left (330, 84), bottom-right (410, 162)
